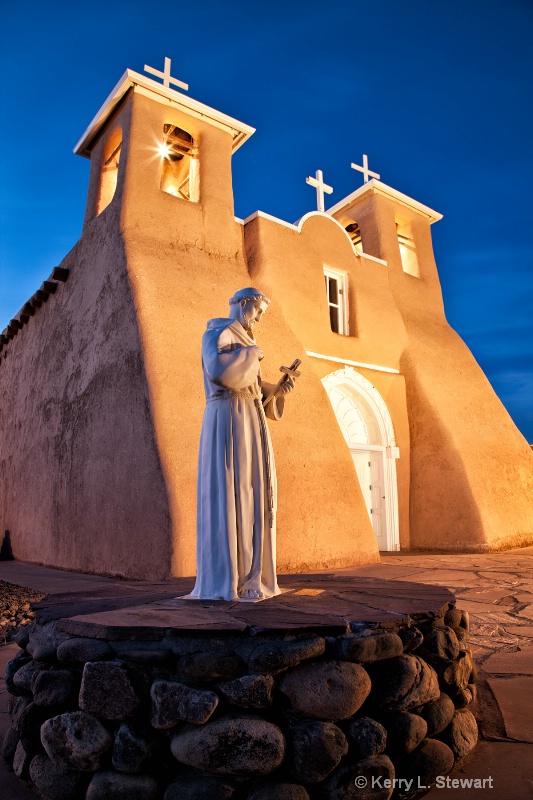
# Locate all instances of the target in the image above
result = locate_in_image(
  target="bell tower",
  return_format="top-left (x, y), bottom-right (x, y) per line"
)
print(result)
top-left (75, 58), bottom-right (255, 253)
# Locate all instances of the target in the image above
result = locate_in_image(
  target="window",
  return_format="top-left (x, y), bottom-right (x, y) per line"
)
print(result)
top-left (96, 131), bottom-right (122, 216)
top-left (345, 221), bottom-right (363, 253)
top-left (160, 124), bottom-right (199, 202)
top-left (324, 268), bottom-right (349, 334)
top-left (396, 221), bottom-right (419, 277)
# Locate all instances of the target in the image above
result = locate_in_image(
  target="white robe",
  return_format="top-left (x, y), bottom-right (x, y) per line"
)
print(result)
top-left (191, 318), bottom-right (283, 601)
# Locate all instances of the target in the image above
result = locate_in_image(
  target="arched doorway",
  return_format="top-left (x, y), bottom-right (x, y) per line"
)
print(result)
top-left (322, 367), bottom-right (400, 551)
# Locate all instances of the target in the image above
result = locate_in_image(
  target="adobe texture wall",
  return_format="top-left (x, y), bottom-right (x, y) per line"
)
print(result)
top-left (0, 87), bottom-right (380, 578)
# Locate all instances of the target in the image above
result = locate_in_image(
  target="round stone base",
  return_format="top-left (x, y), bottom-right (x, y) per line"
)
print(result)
top-left (3, 575), bottom-right (478, 799)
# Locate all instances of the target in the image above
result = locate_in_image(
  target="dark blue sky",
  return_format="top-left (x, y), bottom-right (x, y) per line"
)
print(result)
top-left (1, 0), bottom-right (532, 440)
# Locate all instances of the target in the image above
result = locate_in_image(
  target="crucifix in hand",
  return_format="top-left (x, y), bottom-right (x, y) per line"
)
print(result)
top-left (351, 154), bottom-right (380, 184)
top-left (144, 57), bottom-right (189, 91)
top-left (306, 170), bottom-right (333, 213)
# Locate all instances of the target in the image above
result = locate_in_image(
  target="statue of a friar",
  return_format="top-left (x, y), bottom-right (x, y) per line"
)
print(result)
top-left (190, 288), bottom-right (298, 601)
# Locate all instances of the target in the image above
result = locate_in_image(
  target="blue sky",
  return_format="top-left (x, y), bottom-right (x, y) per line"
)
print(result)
top-left (1, 0), bottom-right (532, 440)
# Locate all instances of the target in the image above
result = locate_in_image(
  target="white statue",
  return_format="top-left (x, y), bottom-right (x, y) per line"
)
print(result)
top-left (190, 288), bottom-right (298, 601)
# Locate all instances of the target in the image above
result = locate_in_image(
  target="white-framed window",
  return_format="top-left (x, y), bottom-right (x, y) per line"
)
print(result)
top-left (324, 267), bottom-right (349, 335)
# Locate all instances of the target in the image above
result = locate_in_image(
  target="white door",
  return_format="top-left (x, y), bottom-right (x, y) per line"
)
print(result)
top-left (350, 448), bottom-right (387, 551)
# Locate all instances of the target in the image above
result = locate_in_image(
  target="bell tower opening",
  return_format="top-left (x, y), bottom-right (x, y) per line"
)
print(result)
top-left (159, 123), bottom-right (199, 202)
top-left (96, 130), bottom-right (122, 216)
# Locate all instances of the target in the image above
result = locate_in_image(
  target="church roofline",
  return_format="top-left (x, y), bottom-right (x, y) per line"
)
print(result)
top-left (73, 69), bottom-right (256, 158)
top-left (326, 179), bottom-right (443, 223)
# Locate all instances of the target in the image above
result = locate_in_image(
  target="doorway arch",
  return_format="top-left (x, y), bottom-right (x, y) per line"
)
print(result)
top-left (322, 367), bottom-right (400, 551)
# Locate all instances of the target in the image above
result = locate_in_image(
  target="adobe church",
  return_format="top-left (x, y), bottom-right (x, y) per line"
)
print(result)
top-left (1, 61), bottom-right (532, 580)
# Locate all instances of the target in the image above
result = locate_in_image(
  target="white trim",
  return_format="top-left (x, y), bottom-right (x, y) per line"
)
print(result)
top-left (241, 210), bottom-right (388, 265)
top-left (234, 217), bottom-right (244, 225)
top-left (322, 367), bottom-right (400, 551)
top-left (242, 209), bottom-right (297, 231)
top-left (74, 69), bottom-right (255, 158)
top-left (326, 178), bottom-right (443, 224)
top-left (357, 251), bottom-right (387, 266)
top-left (306, 351), bottom-right (399, 375)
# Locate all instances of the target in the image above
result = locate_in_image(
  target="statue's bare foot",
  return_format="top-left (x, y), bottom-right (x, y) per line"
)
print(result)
top-left (239, 588), bottom-right (264, 601)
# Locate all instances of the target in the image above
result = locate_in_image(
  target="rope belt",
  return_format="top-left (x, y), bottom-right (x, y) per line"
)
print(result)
top-left (206, 389), bottom-right (257, 402)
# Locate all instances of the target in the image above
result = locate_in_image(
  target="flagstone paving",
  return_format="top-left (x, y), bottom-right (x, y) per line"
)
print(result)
top-left (1, 546), bottom-right (533, 797)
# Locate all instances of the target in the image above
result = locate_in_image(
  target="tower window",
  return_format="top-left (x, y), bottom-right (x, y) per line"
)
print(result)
top-left (396, 221), bottom-right (419, 277)
top-left (345, 222), bottom-right (363, 253)
top-left (159, 124), bottom-right (199, 202)
top-left (324, 267), bottom-right (349, 335)
top-left (96, 134), bottom-right (122, 216)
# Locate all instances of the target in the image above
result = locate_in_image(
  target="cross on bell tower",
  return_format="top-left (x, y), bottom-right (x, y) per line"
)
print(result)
top-left (351, 154), bottom-right (380, 184)
top-left (144, 57), bottom-right (189, 91)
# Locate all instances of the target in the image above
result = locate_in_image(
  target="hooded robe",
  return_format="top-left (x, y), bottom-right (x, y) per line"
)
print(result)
top-left (190, 318), bottom-right (284, 601)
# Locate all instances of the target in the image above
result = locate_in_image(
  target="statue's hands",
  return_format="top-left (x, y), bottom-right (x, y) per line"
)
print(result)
top-left (275, 375), bottom-right (295, 397)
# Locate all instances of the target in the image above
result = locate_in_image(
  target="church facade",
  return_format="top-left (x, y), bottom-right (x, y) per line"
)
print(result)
top-left (1, 64), bottom-right (532, 579)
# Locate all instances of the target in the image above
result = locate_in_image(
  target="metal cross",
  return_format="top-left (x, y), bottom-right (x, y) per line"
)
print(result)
top-left (306, 169), bottom-right (333, 213)
top-left (351, 154), bottom-right (380, 184)
top-left (144, 57), bottom-right (189, 91)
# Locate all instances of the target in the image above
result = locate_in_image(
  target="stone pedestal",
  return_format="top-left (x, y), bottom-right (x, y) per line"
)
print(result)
top-left (3, 576), bottom-right (478, 799)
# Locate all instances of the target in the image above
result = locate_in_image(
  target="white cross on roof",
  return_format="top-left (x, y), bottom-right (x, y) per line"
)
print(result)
top-left (306, 169), bottom-right (333, 213)
top-left (144, 57), bottom-right (189, 91)
top-left (351, 154), bottom-right (380, 184)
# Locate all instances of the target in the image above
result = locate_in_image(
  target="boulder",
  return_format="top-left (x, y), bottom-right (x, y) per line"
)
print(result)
top-left (57, 638), bottom-right (113, 664)
top-left (398, 738), bottom-right (454, 785)
top-left (380, 712), bottom-right (427, 754)
top-left (249, 783), bottom-right (310, 800)
top-left (337, 633), bottom-right (404, 663)
top-left (41, 711), bottom-right (113, 771)
top-left (280, 660), bottom-right (371, 720)
top-left (417, 627), bottom-right (460, 663)
top-left (5, 651), bottom-right (32, 695)
top-left (26, 622), bottom-right (59, 661)
top-left (435, 651), bottom-right (473, 694)
top-left (444, 608), bottom-right (463, 629)
top-left (86, 771), bottom-right (158, 800)
top-left (420, 692), bottom-right (455, 736)
top-left (164, 776), bottom-right (235, 799)
top-left (79, 662), bottom-right (139, 720)
top-left (248, 636), bottom-right (325, 673)
top-left (178, 651), bottom-right (242, 680)
top-left (218, 674), bottom-right (274, 709)
top-left (29, 754), bottom-right (91, 800)
top-left (1, 726), bottom-right (19, 766)
top-left (13, 740), bottom-right (32, 778)
top-left (17, 700), bottom-right (52, 752)
top-left (323, 754), bottom-right (396, 800)
top-left (439, 710), bottom-right (478, 761)
top-left (150, 679), bottom-right (219, 727)
top-left (171, 716), bottom-right (285, 776)
top-left (398, 627), bottom-right (423, 653)
top-left (368, 655), bottom-right (440, 712)
top-left (344, 717), bottom-right (387, 759)
top-left (288, 720), bottom-right (348, 782)
top-left (112, 723), bottom-right (151, 772)
top-left (32, 669), bottom-right (78, 707)
top-left (12, 659), bottom-right (41, 693)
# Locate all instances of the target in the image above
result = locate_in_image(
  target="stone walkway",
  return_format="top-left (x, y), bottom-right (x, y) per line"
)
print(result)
top-left (1, 549), bottom-right (533, 799)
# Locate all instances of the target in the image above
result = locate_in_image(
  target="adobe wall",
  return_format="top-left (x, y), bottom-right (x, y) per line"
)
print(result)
top-left (341, 192), bottom-right (533, 551)
top-left (0, 188), bottom-right (172, 578)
